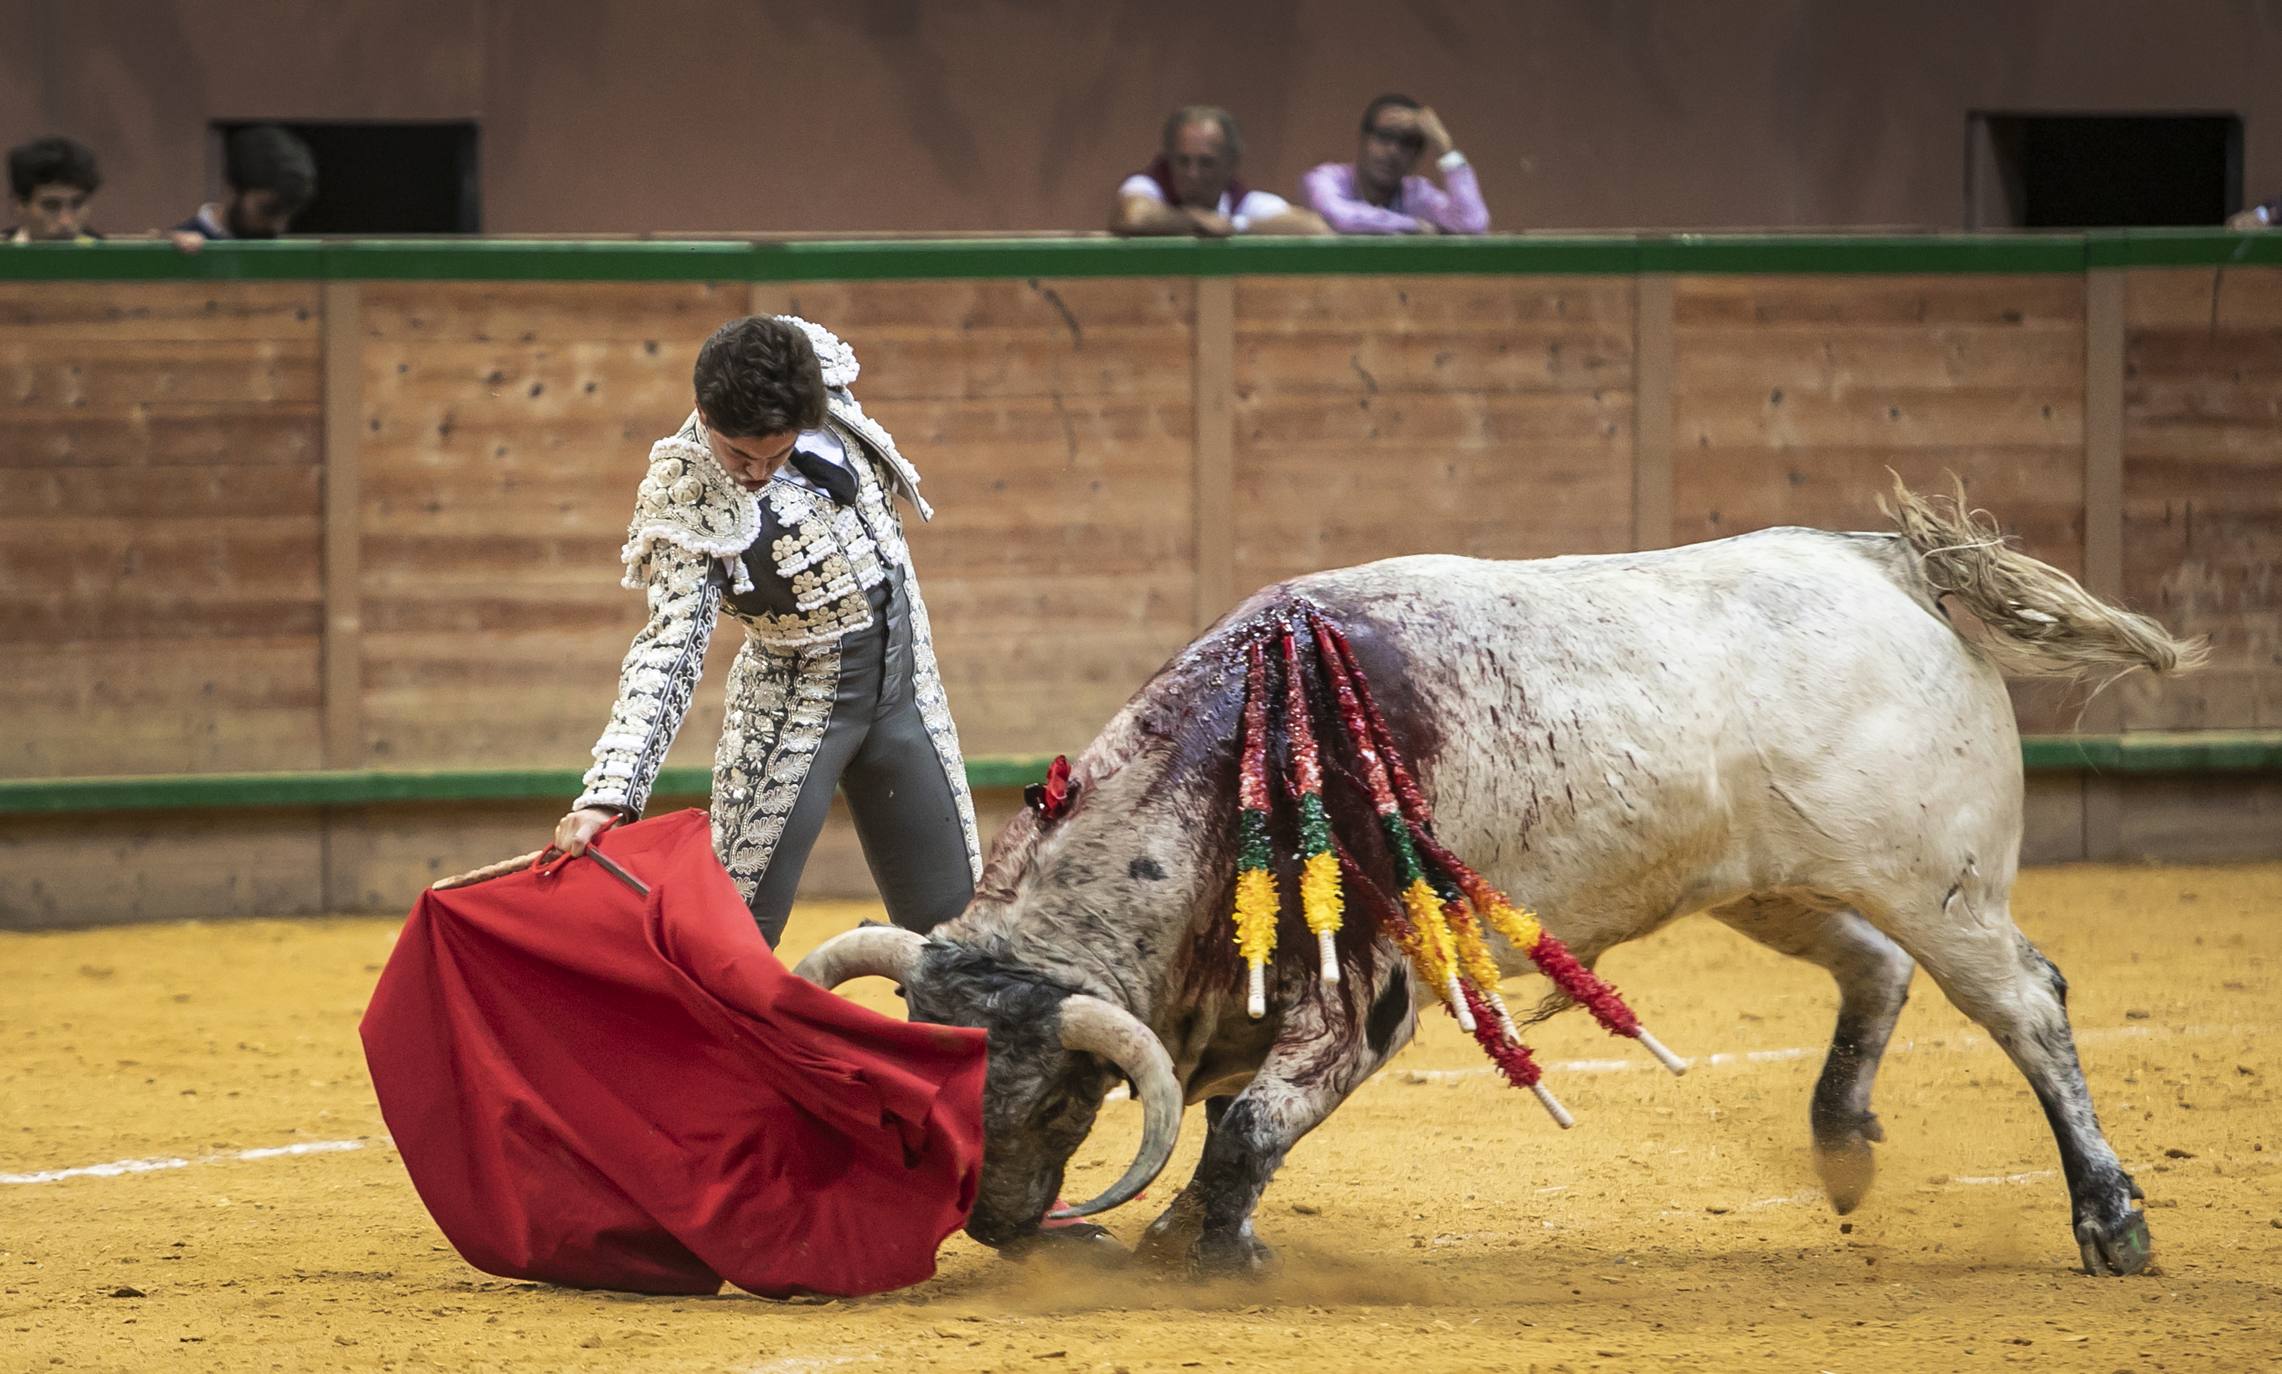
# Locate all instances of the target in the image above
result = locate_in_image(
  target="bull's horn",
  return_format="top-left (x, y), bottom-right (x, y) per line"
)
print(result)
top-left (792, 925), bottom-right (924, 989)
top-left (1049, 995), bottom-right (1182, 1219)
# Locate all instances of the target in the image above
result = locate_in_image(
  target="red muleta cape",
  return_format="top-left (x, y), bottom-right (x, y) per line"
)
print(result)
top-left (359, 808), bottom-right (988, 1298)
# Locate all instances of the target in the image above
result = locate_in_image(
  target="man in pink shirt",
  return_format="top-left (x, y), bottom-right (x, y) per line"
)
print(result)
top-left (1302, 94), bottom-right (1491, 236)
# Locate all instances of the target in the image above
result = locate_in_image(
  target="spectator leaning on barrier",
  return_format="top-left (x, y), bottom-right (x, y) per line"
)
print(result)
top-left (1111, 105), bottom-right (1329, 237)
top-left (2228, 192), bottom-right (2279, 231)
top-left (1302, 94), bottom-right (1490, 236)
top-left (171, 124), bottom-right (317, 250)
top-left (6, 137), bottom-right (103, 243)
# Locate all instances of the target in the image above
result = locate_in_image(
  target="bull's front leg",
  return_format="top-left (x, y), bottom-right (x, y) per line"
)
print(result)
top-left (1137, 967), bottom-right (1416, 1277)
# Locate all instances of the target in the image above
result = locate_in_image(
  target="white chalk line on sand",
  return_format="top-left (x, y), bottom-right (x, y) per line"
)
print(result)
top-left (4, 1021), bottom-right (2249, 1187)
top-left (742, 1358), bottom-right (879, 1374)
top-left (1377, 1020), bottom-right (2252, 1086)
top-left (0, 1137), bottom-right (368, 1186)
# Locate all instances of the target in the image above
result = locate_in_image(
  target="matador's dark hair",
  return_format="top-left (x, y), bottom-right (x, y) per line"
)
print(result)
top-left (692, 315), bottom-right (828, 437)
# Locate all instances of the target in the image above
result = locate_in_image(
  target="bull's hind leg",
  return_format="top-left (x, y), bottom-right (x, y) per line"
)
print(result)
top-left (1710, 895), bottom-right (1915, 1213)
top-left (1137, 967), bottom-right (1417, 1277)
top-left (1868, 878), bottom-right (2152, 1276)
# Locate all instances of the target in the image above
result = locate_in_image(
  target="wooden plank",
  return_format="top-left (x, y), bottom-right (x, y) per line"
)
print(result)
top-left (0, 282), bottom-right (320, 341)
top-left (1673, 449), bottom-right (2083, 560)
top-left (6, 637), bottom-right (320, 710)
top-left (1236, 328), bottom-right (1633, 396)
top-left (1633, 273), bottom-right (1674, 550)
top-left (0, 407), bottom-right (322, 469)
top-left (822, 333), bottom-right (1195, 402)
top-left (3, 706), bottom-right (325, 779)
top-left (0, 640), bottom-right (322, 777)
top-left (362, 280), bottom-right (743, 343)
top-left (1675, 275), bottom-right (2086, 328)
top-left (1194, 277), bottom-right (1234, 628)
top-left (873, 397), bottom-right (1193, 450)
top-left (1234, 446), bottom-right (1634, 594)
top-left (748, 281), bottom-right (793, 323)
top-left (2124, 329), bottom-right (2282, 376)
top-left (0, 519), bottom-right (322, 593)
top-left (0, 464), bottom-right (320, 519)
top-left (0, 339), bottom-right (321, 405)
top-left (1671, 324), bottom-right (2084, 392)
top-left (2124, 266), bottom-right (2282, 330)
top-left (322, 280), bottom-right (364, 772)
top-left (0, 596), bottom-right (324, 642)
top-left (782, 278), bottom-right (1195, 333)
top-left (1236, 275), bottom-right (1636, 331)
top-left (362, 340), bottom-right (708, 422)
top-left (1674, 386), bottom-right (2083, 449)
top-left (1240, 390), bottom-right (1630, 450)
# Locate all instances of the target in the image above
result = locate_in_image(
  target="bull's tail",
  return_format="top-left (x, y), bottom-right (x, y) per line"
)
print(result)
top-left (1881, 477), bottom-right (2207, 681)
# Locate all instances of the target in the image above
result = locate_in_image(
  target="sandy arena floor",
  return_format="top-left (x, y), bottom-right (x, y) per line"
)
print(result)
top-left (3, 864), bottom-right (2278, 1373)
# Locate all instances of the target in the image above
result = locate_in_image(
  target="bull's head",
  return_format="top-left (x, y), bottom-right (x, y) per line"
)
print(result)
top-left (795, 924), bottom-right (1184, 1249)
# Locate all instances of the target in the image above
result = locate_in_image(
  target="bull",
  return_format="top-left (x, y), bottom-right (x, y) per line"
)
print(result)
top-left (797, 484), bottom-right (2199, 1278)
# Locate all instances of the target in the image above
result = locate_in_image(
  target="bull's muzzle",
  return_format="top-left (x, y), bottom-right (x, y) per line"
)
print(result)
top-left (794, 927), bottom-right (1183, 1219)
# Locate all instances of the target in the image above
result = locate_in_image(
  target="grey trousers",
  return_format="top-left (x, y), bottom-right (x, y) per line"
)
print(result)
top-left (744, 573), bottom-right (976, 947)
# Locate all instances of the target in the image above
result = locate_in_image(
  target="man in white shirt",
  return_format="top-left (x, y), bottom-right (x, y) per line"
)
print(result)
top-left (1110, 106), bottom-right (1329, 238)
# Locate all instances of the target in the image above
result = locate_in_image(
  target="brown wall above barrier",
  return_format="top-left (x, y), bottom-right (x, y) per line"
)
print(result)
top-left (8, 1), bottom-right (2282, 237)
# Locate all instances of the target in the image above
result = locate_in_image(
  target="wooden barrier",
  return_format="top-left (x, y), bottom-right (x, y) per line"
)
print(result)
top-left (3, 234), bottom-right (2280, 926)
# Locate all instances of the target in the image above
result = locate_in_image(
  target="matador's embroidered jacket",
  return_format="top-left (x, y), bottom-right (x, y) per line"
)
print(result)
top-left (573, 318), bottom-right (981, 897)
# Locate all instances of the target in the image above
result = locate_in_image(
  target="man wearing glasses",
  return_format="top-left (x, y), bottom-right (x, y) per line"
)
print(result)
top-left (1301, 94), bottom-right (1491, 236)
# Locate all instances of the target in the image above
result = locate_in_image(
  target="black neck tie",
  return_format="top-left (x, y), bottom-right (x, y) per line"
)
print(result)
top-left (788, 446), bottom-right (858, 506)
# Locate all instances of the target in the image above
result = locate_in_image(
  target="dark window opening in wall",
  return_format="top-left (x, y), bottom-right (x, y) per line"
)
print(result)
top-left (211, 121), bottom-right (480, 234)
top-left (1967, 114), bottom-right (2241, 229)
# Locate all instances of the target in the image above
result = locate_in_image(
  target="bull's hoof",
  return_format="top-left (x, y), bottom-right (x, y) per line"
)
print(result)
top-left (1807, 1122), bottom-right (1880, 1205)
top-left (1135, 1208), bottom-right (1275, 1279)
top-left (1190, 1229), bottom-right (1277, 1278)
top-left (2075, 1199), bottom-right (2154, 1277)
top-left (1134, 1199), bottom-right (1203, 1271)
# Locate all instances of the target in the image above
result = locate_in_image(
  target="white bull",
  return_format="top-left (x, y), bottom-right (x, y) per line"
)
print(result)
top-left (800, 484), bottom-right (2199, 1278)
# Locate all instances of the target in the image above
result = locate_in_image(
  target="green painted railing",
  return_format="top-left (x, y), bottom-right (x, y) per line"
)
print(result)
top-left (1, 735), bottom-right (2275, 817)
top-left (0, 230), bottom-right (2277, 283)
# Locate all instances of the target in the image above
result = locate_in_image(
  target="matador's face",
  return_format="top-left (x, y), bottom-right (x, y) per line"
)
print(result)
top-left (703, 423), bottom-right (798, 491)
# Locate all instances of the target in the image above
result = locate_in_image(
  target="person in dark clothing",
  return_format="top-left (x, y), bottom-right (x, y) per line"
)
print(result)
top-left (171, 124), bottom-right (317, 248)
